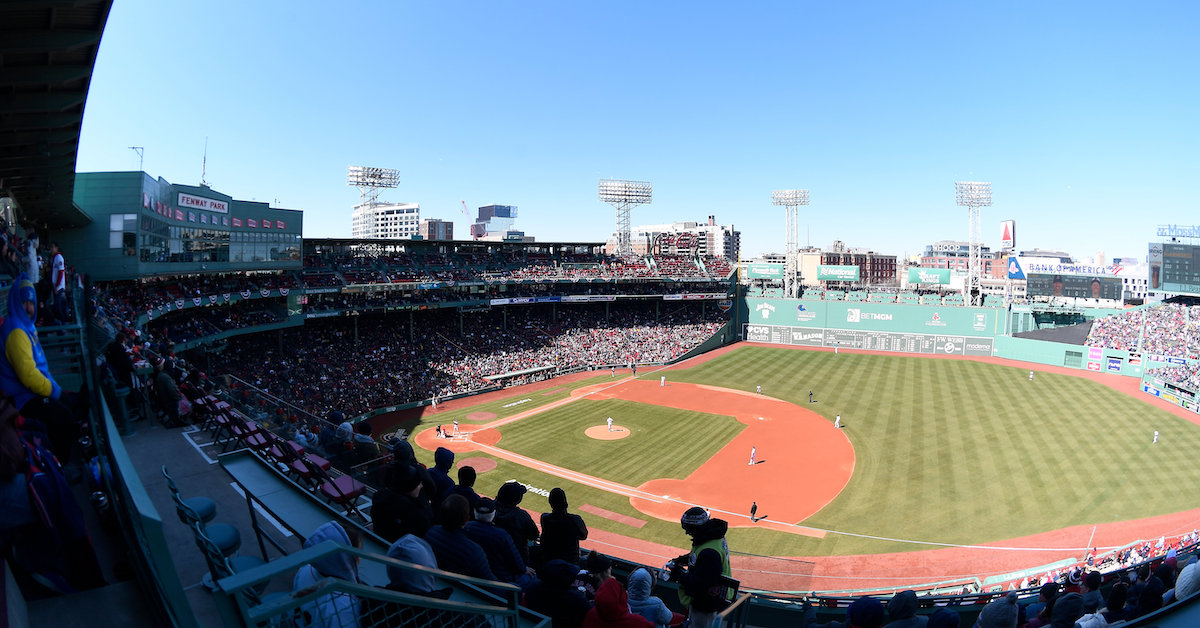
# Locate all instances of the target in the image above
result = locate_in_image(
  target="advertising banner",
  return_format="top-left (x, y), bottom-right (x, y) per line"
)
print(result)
top-left (746, 263), bottom-right (784, 280)
top-left (817, 265), bottom-right (860, 282)
top-left (907, 268), bottom-right (951, 284)
top-left (1000, 220), bottom-right (1016, 250)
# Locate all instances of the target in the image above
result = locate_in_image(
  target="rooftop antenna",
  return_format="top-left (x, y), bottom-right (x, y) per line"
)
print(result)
top-left (200, 137), bottom-right (209, 187)
top-left (129, 146), bottom-right (144, 172)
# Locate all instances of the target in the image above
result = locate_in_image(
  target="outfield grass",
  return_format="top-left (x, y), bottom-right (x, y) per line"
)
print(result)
top-left (663, 347), bottom-right (1200, 555)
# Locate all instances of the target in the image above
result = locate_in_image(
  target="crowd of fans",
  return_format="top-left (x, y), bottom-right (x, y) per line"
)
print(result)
top-left (203, 304), bottom-right (724, 419)
top-left (1086, 303), bottom-right (1200, 358)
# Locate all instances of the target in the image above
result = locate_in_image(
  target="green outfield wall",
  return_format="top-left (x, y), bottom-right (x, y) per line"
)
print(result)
top-left (737, 297), bottom-right (1149, 377)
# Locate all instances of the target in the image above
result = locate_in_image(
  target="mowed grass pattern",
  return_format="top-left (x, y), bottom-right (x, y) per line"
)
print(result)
top-left (496, 399), bottom-right (744, 487)
top-left (663, 347), bottom-right (1200, 555)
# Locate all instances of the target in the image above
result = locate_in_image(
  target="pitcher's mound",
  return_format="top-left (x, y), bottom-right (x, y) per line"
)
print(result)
top-left (586, 425), bottom-right (630, 440)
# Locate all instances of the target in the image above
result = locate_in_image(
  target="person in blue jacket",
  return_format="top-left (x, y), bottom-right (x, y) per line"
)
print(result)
top-left (0, 274), bottom-right (80, 462)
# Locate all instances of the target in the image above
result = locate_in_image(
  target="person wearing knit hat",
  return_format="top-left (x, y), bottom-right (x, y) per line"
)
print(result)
top-left (1048, 592), bottom-right (1083, 628)
top-left (884, 589), bottom-right (927, 628)
top-left (974, 591), bottom-right (1018, 628)
top-left (845, 595), bottom-right (885, 628)
top-left (926, 608), bottom-right (961, 628)
top-left (678, 505), bottom-right (732, 613)
top-left (0, 272), bottom-right (82, 461)
top-left (427, 446), bottom-right (456, 505)
top-left (464, 496), bottom-right (531, 585)
top-left (540, 487), bottom-right (588, 565)
top-left (369, 462), bottom-right (432, 542)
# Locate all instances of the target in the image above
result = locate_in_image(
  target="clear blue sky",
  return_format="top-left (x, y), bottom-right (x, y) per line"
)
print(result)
top-left (76, 1), bottom-right (1200, 261)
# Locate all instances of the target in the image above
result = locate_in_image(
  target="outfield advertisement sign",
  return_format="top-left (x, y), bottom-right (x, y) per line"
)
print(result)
top-left (907, 268), bottom-right (951, 284)
top-left (746, 263), bottom-right (784, 280)
top-left (744, 323), bottom-right (994, 356)
top-left (745, 298), bottom-right (995, 336)
top-left (817, 265), bottom-right (860, 282)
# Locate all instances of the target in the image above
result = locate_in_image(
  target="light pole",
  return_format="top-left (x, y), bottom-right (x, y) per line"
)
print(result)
top-left (772, 189), bottom-right (810, 298)
top-left (599, 179), bottom-right (652, 259)
top-left (955, 181), bottom-right (992, 306)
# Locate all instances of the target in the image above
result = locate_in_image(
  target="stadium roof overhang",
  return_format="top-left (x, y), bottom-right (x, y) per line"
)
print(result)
top-left (0, 0), bottom-right (113, 231)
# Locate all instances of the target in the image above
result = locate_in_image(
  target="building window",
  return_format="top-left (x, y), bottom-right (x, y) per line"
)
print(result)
top-left (110, 213), bottom-right (137, 254)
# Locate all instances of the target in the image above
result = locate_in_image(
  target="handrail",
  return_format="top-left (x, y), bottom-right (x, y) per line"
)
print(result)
top-left (216, 540), bottom-right (538, 627)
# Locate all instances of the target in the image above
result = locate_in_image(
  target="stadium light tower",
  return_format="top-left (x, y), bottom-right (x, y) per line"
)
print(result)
top-left (599, 179), bottom-right (652, 259)
top-left (348, 166), bottom-right (400, 239)
top-left (772, 189), bottom-right (810, 298)
top-left (955, 181), bottom-right (992, 306)
top-left (348, 166), bottom-right (400, 207)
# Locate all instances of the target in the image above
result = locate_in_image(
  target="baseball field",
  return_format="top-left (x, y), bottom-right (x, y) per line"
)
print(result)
top-left (400, 343), bottom-right (1200, 590)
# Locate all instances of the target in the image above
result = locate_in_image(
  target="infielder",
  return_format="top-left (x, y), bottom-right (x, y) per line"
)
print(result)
top-left (1029, 370), bottom-right (1034, 382)
top-left (660, 376), bottom-right (666, 387)
top-left (834, 415), bottom-right (841, 429)
top-left (756, 385), bottom-right (762, 394)
top-left (748, 446), bottom-right (757, 465)
top-left (453, 419), bottom-right (459, 434)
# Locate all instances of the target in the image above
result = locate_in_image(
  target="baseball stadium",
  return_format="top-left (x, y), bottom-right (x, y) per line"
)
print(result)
top-left (5, 3), bottom-right (1200, 628)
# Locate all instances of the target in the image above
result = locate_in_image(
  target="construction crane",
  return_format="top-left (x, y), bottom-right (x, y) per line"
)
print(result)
top-left (460, 200), bottom-right (472, 219)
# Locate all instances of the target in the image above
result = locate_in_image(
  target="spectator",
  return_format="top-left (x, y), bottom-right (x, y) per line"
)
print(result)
top-left (674, 548), bottom-right (729, 628)
top-left (973, 591), bottom-right (1017, 628)
top-left (389, 438), bottom-right (435, 506)
top-left (1101, 582), bottom-right (1128, 623)
top-left (1173, 558), bottom-right (1200, 600)
top-left (626, 567), bottom-right (680, 628)
top-left (1080, 571), bottom-right (1104, 615)
top-left (540, 487), bottom-right (589, 565)
top-left (574, 552), bottom-right (614, 603)
top-left (1025, 582), bottom-right (1058, 628)
top-left (104, 330), bottom-right (136, 389)
top-left (422, 494), bottom-right (496, 581)
top-left (0, 274), bottom-right (81, 461)
top-left (152, 356), bottom-right (184, 428)
top-left (463, 497), bottom-right (530, 586)
top-left (884, 590), bottom-right (925, 628)
top-left (49, 242), bottom-right (68, 323)
top-left (495, 480), bottom-right (540, 566)
top-left (291, 521), bottom-right (362, 628)
top-left (679, 507), bottom-right (731, 594)
top-left (351, 421), bottom-right (380, 464)
top-left (428, 447), bottom-right (456, 507)
top-left (451, 465), bottom-right (482, 511)
top-left (925, 608), bottom-right (960, 628)
top-left (364, 533), bottom-right (491, 628)
top-left (1049, 592), bottom-right (1083, 628)
top-left (369, 462), bottom-right (432, 543)
top-left (524, 559), bottom-right (590, 628)
top-left (582, 576), bottom-right (653, 628)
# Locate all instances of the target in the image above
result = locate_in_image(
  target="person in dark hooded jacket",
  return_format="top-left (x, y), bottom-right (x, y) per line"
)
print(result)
top-left (428, 446), bottom-right (456, 507)
top-left (884, 589), bottom-right (926, 628)
top-left (677, 507), bottom-right (731, 611)
top-left (676, 547), bottom-right (729, 628)
top-left (494, 480), bottom-right (540, 566)
top-left (524, 558), bottom-right (591, 628)
top-left (370, 462), bottom-right (433, 542)
top-left (582, 577), bottom-right (653, 628)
